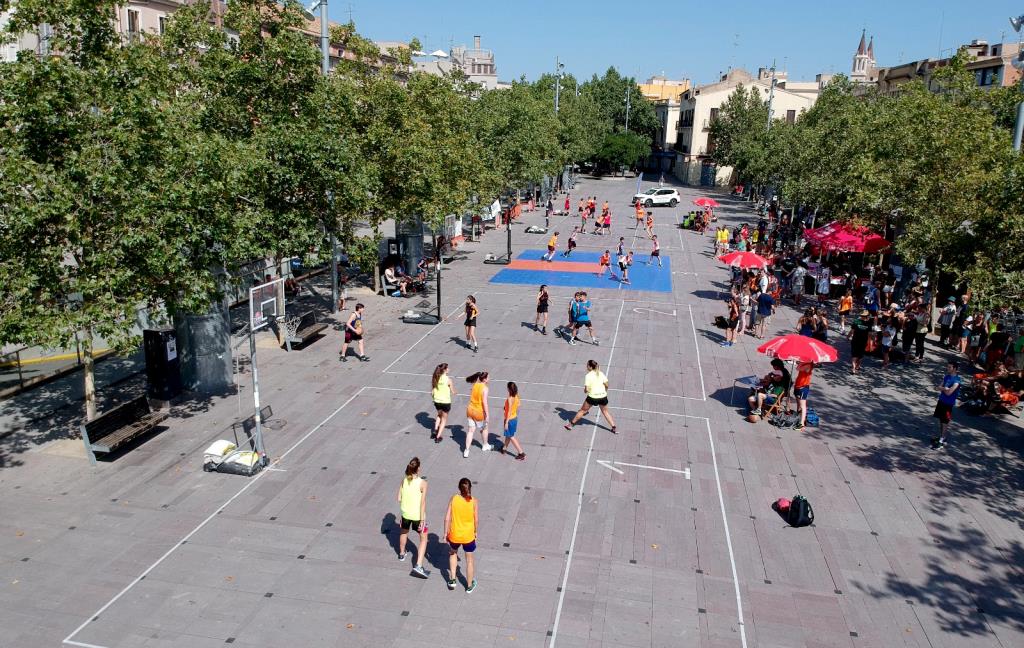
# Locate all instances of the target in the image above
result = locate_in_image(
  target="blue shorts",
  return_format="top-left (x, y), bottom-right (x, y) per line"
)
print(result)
top-left (504, 417), bottom-right (518, 437)
top-left (795, 386), bottom-right (810, 400)
top-left (448, 539), bottom-right (476, 553)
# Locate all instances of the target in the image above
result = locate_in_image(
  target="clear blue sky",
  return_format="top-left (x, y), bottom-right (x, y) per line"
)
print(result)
top-left (335, 0), bottom-right (1024, 85)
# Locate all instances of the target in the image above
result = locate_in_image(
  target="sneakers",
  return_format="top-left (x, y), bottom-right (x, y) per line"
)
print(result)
top-left (447, 578), bottom-right (457, 591)
top-left (515, 453), bottom-right (526, 461)
top-left (340, 355), bottom-right (348, 362)
top-left (751, 409), bottom-right (763, 416)
top-left (466, 579), bottom-right (477, 594)
top-left (463, 447), bottom-right (470, 458)
top-left (481, 444), bottom-right (491, 453)
top-left (411, 564), bottom-right (429, 578)
top-left (358, 355), bottom-right (369, 362)
top-left (569, 338), bottom-right (577, 346)
top-left (594, 339), bottom-right (600, 346)
top-left (792, 423), bottom-right (805, 431)
top-left (542, 327), bottom-right (547, 335)
top-left (398, 551), bottom-right (408, 562)
top-left (472, 345), bottom-right (478, 353)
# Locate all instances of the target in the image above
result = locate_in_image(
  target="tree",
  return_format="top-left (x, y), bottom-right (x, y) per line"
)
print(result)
top-left (530, 72), bottom-right (608, 165)
top-left (582, 67), bottom-right (658, 139)
top-left (593, 132), bottom-right (649, 173)
top-left (474, 83), bottom-right (561, 191)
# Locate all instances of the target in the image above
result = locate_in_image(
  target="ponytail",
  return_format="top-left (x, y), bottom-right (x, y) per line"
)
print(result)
top-left (458, 477), bottom-right (472, 501)
top-left (405, 457), bottom-right (420, 479)
top-left (465, 371), bottom-right (488, 384)
top-left (431, 363), bottom-right (447, 390)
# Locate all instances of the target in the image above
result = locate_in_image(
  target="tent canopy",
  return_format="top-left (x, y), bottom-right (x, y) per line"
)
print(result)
top-left (804, 221), bottom-right (890, 253)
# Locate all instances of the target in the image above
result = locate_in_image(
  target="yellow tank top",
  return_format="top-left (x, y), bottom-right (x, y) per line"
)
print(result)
top-left (448, 495), bottom-right (476, 543)
top-left (467, 382), bottom-right (485, 421)
top-left (399, 476), bottom-right (423, 521)
top-left (431, 376), bottom-right (451, 404)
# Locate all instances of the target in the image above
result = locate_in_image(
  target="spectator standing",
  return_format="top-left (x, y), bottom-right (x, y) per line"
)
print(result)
top-left (793, 361), bottom-right (814, 431)
top-left (755, 289), bottom-right (776, 339)
top-left (937, 297), bottom-right (957, 348)
top-left (849, 310), bottom-right (871, 374)
top-left (931, 362), bottom-right (961, 449)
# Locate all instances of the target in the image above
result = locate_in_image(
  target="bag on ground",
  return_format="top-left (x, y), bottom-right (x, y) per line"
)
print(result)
top-left (787, 495), bottom-right (814, 527)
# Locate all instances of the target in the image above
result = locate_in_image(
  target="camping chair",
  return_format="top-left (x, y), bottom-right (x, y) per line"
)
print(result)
top-left (764, 391), bottom-right (792, 425)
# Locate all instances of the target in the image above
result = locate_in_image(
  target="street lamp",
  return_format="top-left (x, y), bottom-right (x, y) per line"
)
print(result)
top-left (554, 57), bottom-right (565, 113)
top-left (1011, 14), bottom-right (1024, 151)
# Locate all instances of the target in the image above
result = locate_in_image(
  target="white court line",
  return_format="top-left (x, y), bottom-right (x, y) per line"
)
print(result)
top-left (704, 416), bottom-right (748, 647)
top-left (688, 304), bottom-right (708, 401)
top-left (549, 300), bottom-right (625, 648)
top-left (62, 387), bottom-right (369, 648)
top-left (380, 300), bottom-right (468, 374)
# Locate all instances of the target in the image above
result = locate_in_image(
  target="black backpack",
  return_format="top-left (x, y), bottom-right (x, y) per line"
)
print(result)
top-left (787, 495), bottom-right (814, 527)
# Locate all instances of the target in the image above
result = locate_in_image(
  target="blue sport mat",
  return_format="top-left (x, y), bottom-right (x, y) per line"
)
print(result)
top-left (488, 250), bottom-right (672, 292)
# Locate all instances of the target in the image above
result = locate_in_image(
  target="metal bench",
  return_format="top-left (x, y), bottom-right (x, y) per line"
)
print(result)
top-left (80, 395), bottom-right (169, 465)
top-left (283, 311), bottom-right (328, 351)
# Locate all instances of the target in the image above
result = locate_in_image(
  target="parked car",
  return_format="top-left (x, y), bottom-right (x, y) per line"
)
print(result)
top-left (632, 187), bottom-right (680, 208)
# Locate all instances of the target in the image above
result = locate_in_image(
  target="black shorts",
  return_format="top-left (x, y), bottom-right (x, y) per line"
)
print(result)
top-left (586, 395), bottom-right (609, 407)
top-left (400, 517), bottom-right (423, 532)
top-left (537, 304), bottom-right (549, 313)
top-left (547, 245), bottom-right (555, 252)
top-left (618, 263), bottom-right (627, 271)
top-left (652, 250), bottom-right (661, 257)
top-left (464, 318), bottom-right (477, 327)
top-left (933, 401), bottom-right (953, 423)
top-left (434, 401), bottom-right (451, 413)
top-left (727, 317), bottom-right (739, 330)
top-left (574, 320), bottom-right (592, 328)
top-left (602, 222), bottom-right (610, 229)
top-left (568, 240), bottom-right (577, 249)
top-left (344, 330), bottom-right (362, 343)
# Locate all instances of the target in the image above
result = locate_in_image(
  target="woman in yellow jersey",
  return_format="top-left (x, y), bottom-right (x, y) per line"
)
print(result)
top-left (444, 477), bottom-right (479, 592)
top-left (500, 382), bottom-right (526, 460)
top-left (464, 372), bottom-right (490, 457)
top-left (431, 363), bottom-right (456, 443)
top-left (396, 457), bottom-right (429, 578)
top-left (564, 359), bottom-right (617, 433)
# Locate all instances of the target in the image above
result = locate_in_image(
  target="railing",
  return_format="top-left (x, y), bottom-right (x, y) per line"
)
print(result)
top-left (0, 340), bottom-right (104, 397)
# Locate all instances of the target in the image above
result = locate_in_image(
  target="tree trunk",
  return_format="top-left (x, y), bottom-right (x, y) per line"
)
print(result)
top-left (83, 330), bottom-right (96, 421)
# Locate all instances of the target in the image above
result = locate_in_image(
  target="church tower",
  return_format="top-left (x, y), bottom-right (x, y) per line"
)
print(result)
top-left (851, 29), bottom-right (876, 82)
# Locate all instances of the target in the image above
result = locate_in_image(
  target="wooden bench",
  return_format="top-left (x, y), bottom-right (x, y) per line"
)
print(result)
top-left (283, 311), bottom-right (328, 351)
top-left (81, 395), bottom-right (169, 465)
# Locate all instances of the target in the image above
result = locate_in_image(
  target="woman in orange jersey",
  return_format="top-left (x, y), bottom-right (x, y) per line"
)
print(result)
top-left (445, 477), bottom-right (479, 593)
top-left (463, 372), bottom-right (490, 457)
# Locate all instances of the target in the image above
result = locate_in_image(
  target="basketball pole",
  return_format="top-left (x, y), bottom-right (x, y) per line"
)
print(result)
top-left (248, 325), bottom-right (266, 461)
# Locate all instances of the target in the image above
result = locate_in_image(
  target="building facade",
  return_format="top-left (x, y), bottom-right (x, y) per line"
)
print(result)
top-left (413, 35), bottom-right (504, 89)
top-left (639, 75), bottom-right (691, 101)
top-left (673, 68), bottom-right (824, 186)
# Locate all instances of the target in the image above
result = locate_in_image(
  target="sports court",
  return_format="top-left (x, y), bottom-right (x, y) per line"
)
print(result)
top-left (7, 175), bottom-right (1017, 648)
top-left (489, 250), bottom-right (673, 293)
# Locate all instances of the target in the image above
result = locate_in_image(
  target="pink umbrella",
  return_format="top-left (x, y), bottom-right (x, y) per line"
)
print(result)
top-left (803, 221), bottom-right (890, 254)
top-left (694, 197), bottom-right (720, 208)
top-left (719, 251), bottom-right (769, 269)
top-left (757, 334), bottom-right (838, 363)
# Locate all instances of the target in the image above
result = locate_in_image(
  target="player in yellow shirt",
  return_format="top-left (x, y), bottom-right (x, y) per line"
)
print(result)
top-left (544, 232), bottom-right (559, 262)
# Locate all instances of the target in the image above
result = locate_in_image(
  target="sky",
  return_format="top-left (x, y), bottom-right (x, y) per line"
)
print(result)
top-left (334, 0), bottom-right (1024, 86)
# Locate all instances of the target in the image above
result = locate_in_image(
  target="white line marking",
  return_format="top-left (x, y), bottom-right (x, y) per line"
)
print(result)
top-left (549, 299), bottom-right (625, 648)
top-left (599, 460), bottom-right (690, 478)
top-left (380, 301), bottom-right (467, 374)
top-left (64, 641), bottom-right (109, 648)
top-left (595, 459), bottom-right (624, 474)
top-left (62, 388), bottom-right (368, 648)
top-left (687, 304), bottom-right (707, 401)
top-left (631, 307), bottom-right (677, 317)
top-left (705, 416), bottom-right (748, 646)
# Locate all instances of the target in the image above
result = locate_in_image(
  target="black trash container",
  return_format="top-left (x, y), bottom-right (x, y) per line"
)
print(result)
top-left (144, 328), bottom-right (183, 401)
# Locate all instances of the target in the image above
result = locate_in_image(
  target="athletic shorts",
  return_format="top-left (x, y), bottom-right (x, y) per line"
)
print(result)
top-left (574, 320), bottom-right (592, 328)
top-left (794, 386), bottom-right (810, 400)
top-left (619, 263), bottom-right (627, 272)
top-left (727, 317), bottom-right (739, 330)
top-left (433, 401), bottom-right (451, 413)
top-left (547, 245), bottom-right (555, 252)
top-left (464, 318), bottom-right (477, 327)
top-left (586, 395), bottom-right (609, 407)
top-left (568, 240), bottom-right (577, 249)
top-left (602, 223), bottom-right (610, 229)
top-left (401, 517), bottom-right (423, 532)
top-left (467, 417), bottom-right (487, 432)
top-left (344, 330), bottom-right (362, 343)
top-left (933, 401), bottom-right (953, 422)
top-left (652, 250), bottom-right (660, 257)
top-left (448, 539), bottom-right (477, 553)
top-left (504, 418), bottom-right (518, 437)
top-left (537, 304), bottom-right (549, 313)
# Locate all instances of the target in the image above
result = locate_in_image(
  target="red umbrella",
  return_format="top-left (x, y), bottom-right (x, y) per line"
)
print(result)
top-left (719, 251), bottom-right (768, 269)
top-left (757, 334), bottom-right (838, 363)
top-left (694, 197), bottom-right (720, 208)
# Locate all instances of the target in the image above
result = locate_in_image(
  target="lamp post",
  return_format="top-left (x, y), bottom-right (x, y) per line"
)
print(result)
top-left (624, 85), bottom-right (631, 132)
top-left (1009, 15), bottom-right (1024, 151)
top-left (554, 57), bottom-right (564, 113)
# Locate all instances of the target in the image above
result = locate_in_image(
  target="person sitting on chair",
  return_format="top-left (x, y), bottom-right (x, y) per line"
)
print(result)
top-left (748, 358), bottom-right (791, 417)
top-left (284, 276), bottom-right (300, 296)
top-left (384, 265), bottom-right (409, 296)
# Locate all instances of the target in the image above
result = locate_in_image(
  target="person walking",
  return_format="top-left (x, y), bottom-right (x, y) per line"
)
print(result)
top-left (501, 382), bottom-right (526, 460)
top-left (544, 232), bottom-right (559, 262)
top-left (914, 306), bottom-right (929, 361)
top-left (431, 363), bottom-right (455, 443)
top-left (880, 317), bottom-right (896, 368)
top-left (444, 478), bottom-right (478, 592)
top-left (645, 211), bottom-right (655, 238)
top-left (634, 199), bottom-right (645, 227)
top-left (545, 197), bottom-right (554, 227)
top-left (754, 289), bottom-right (775, 339)
top-left (463, 296), bottom-right (479, 352)
top-left (601, 210), bottom-right (612, 235)
top-left (464, 372), bottom-right (490, 457)
top-left (340, 303), bottom-right (368, 362)
top-left (838, 289), bottom-right (853, 333)
top-left (396, 457), bottom-right (430, 578)
top-left (812, 309), bottom-right (829, 343)
top-left (578, 198), bottom-right (586, 230)
top-left (569, 292), bottom-right (598, 346)
top-left (648, 235), bottom-right (662, 267)
top-left (564, 194), bottom-right (570, 215)
top-left (535, 285), bottom-right (550, 335)
top-left (792, 361), bottom-right (814, 431)
top-left (931, 362), bottom-right (961, 449)
top-left (564, 359), bottom-right (617, 433)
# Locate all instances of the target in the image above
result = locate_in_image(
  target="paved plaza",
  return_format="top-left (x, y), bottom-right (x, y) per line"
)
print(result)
top-left (1, 175), bottom-right (1023, 648)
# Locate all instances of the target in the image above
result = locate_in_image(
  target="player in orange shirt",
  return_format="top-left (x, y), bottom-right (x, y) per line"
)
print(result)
top-left (597, 250), bottom-right (611, 278)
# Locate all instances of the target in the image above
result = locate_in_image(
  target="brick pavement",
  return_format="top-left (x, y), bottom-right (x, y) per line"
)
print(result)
top-left (1, 174), bottom-right (1022, 648)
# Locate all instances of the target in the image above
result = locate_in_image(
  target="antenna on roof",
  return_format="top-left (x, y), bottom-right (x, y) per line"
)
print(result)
top-left (347, 3), bottom-right (353, 22)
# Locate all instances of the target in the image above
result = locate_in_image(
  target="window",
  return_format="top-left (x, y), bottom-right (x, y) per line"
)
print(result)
top-left (127, 9), bottom-right (140, 36)
top-left (786, 109), bottom-right (796, 124)
top-left (709, 108), bottom-right (719, 123)
top-left (158, 16), bottom-right (167, 35)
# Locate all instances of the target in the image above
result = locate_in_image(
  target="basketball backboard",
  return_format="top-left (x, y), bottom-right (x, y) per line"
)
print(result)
top-left (249, 278), bottom-right (284, 332)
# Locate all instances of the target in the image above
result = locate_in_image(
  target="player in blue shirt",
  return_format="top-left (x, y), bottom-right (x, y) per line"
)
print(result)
top-left (931, 362), bottom-right (960, 449)
top-left (570, 292), bottom-right (599, 346)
